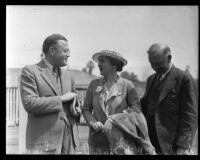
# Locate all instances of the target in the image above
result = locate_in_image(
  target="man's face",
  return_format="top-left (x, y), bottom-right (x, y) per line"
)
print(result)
top-left (148, 52), bottom-right (170, 74)
top-left (51, 40), bottom-right (70, 67)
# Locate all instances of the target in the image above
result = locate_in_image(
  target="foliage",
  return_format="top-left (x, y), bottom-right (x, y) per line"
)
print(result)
top-left (120, 71), bottom-right (139, 83)
top-left (120, 71), bottom-right (146, 98)
top-left (82, 67), bottom-right (87, 73)
top-left (86, 61), bottom-right (95, 75)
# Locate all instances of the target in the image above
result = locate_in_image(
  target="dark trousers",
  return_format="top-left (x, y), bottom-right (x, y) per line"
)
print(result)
top-left (147, 114), bottom-right (163, 155)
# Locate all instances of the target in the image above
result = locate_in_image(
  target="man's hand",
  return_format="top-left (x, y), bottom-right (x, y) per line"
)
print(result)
top-left (61, 92), bottom-right (77, 102)
top-left (122, 109), bottom-right (128, 114)
top-left (91, 121), bottom-right (104, 132)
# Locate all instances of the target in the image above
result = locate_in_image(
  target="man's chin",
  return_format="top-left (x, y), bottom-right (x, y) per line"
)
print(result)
top-left (61, 61), bottom-right (68, 67)
top-left (100, 71), bottom-right (105, 76)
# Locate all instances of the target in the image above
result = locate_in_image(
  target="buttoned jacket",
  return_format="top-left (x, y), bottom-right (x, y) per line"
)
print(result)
top-left (141, 65), bottom-right (198, 154)
top-left (82, 77), bottom-right (141, 145)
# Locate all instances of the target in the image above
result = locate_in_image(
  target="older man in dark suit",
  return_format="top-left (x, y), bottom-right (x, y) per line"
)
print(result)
top-left (141, 43), bottom-right (198, 155)
top-left (20, 34), bottom-right (80, 154)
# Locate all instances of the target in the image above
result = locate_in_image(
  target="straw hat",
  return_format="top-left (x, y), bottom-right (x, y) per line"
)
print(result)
top-left (92, 50), bottom-right (128, 66)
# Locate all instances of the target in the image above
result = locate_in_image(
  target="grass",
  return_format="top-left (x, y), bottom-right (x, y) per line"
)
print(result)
top-left (6, 125), bottom-right (198, 155)
top-left (6, 125), bottom-right (90, 155)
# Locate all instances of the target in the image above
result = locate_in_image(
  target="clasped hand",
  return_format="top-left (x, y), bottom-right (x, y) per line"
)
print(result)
top-left (91, 121), bottom-right (104, 132)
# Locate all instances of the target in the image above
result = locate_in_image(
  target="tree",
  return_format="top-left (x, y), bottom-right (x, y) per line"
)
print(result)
top-left (120, 71), bottom-right (139, 82)
top-left (185, 65), bottom-right (191, 75)
top-left (120, 71), bottom-right (146, 97)
top-left (82, 67), bottom-right (87, 73)
top-left (86, 60), bottom-right (95, 75)
top-left (130, 72), bottom-right (139, 82)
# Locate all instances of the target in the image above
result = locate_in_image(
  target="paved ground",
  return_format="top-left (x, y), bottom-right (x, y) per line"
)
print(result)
top-left (6, 125), bottom-right (198, 155)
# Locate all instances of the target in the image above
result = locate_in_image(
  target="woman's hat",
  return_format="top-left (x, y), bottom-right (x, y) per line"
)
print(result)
top-left (92, 50), bottom-right (128, 66)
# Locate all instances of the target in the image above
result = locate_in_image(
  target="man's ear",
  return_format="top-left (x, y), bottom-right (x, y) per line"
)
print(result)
top-left (48, 46), bottom-right (54, 56)
top-left (167, 54), bottom-right (172, 63)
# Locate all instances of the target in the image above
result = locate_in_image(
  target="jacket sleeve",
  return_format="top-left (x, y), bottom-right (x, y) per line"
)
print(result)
top-left (82, 81), bottom-right (97, 126)
top-left (20, 66), bottom-right (63, 115)
top-left (126, 81), bottom-right (142, 113)
top-left (140, 78), bottom-right (150, 117)
top-left (176, 74), bottom-right (198, 149)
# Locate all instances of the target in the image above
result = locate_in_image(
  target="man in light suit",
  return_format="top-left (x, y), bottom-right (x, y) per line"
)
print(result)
top-left (141, 43), bottom-right (198, 155)
top-left (20, 34), bottom-right (80, 154)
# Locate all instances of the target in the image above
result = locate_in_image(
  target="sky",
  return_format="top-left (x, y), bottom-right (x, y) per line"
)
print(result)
top-left (6, 5), bottom-right (198, 81)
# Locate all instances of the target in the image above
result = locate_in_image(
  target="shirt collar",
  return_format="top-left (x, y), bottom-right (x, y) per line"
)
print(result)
top-left (160, 63), bottom-right (173, 80)
top-left (43, 58), bottom-right (54, 72)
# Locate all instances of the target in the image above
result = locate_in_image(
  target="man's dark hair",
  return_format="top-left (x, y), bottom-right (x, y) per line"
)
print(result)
top-left (42, 34), bottom-right (68, 55)
top-left (107, 56), bottom-right (124, 72)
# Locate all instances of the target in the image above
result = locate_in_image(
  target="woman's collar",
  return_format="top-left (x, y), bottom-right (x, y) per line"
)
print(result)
top-left (102, 74), bottom-right (120, 84)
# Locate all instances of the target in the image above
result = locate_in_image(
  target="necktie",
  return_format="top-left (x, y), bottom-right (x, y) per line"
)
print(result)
top-left (53, 66), bottom-right (60, 82)
top-left (153, 73), bottom-right (162, 88)
top-left (53, 66), bottom-right (62, 95)
top-left (157, 74), bottom-right (162, 82)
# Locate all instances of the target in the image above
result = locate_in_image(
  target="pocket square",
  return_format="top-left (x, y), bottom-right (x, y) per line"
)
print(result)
top-left (170, 88), bottom-right (176, 97)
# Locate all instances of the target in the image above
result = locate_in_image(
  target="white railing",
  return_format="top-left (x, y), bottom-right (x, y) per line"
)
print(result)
top-left (6, 87), bottom-right (19, 127)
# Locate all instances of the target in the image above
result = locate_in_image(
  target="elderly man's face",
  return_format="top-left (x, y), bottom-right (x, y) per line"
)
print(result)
top-left (148, 52), bottom-right (170, 74)
top-left (51, 40), bottom-right (70, 67)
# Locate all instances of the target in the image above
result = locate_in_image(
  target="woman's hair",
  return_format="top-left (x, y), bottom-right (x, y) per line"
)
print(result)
top-left (107, 56), bottom-right (124, 72)
top-left (42, 34), bottom-right (68, 55)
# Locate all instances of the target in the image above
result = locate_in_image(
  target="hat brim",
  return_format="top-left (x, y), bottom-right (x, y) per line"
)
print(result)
top-left (92, 52), bottom-right (127, 66)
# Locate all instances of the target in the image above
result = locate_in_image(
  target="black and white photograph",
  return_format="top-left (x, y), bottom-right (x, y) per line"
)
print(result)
top-left (6, 5), bottom-right (198, 155)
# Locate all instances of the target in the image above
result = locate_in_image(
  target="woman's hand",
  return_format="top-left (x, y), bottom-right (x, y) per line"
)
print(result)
top-left (91, 121), bottom-right (104, 132)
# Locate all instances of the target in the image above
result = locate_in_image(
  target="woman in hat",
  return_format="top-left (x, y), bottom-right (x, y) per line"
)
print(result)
top-left (82, 50), bottom-right (143, 154)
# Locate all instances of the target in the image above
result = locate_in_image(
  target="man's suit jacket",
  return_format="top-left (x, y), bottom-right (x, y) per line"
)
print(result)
top-left (20, 59), bottom-right (80, 153)
top-left (141, 65), bottom-right (198, 154)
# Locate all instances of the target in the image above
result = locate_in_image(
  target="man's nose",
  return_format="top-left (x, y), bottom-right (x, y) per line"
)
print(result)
top-left (65, 53), bottom-right (70, 58)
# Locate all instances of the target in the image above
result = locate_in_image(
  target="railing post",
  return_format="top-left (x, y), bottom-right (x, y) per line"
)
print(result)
top-left (6, 88), bottom-right (9, 125)
top-left (6, 87), bottom-right (19, 127)
top-left (16, 88), bottom-right (19, 126)
top-left (18, 84), bottom-right (28, 153)
top-left (12, 88), bottom-right (15, 126)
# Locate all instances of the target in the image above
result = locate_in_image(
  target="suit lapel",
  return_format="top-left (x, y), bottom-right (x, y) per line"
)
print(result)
top-left (38, 60), bottom-right (59, 95)
top-left (155, 65), bottom-right (176, 107)
top-left (115, 77), bottom-right (123, 93)
top-left (95, 78), bottom-right (108, 116)
top-left (146, 74), bottom-right (157, 97)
